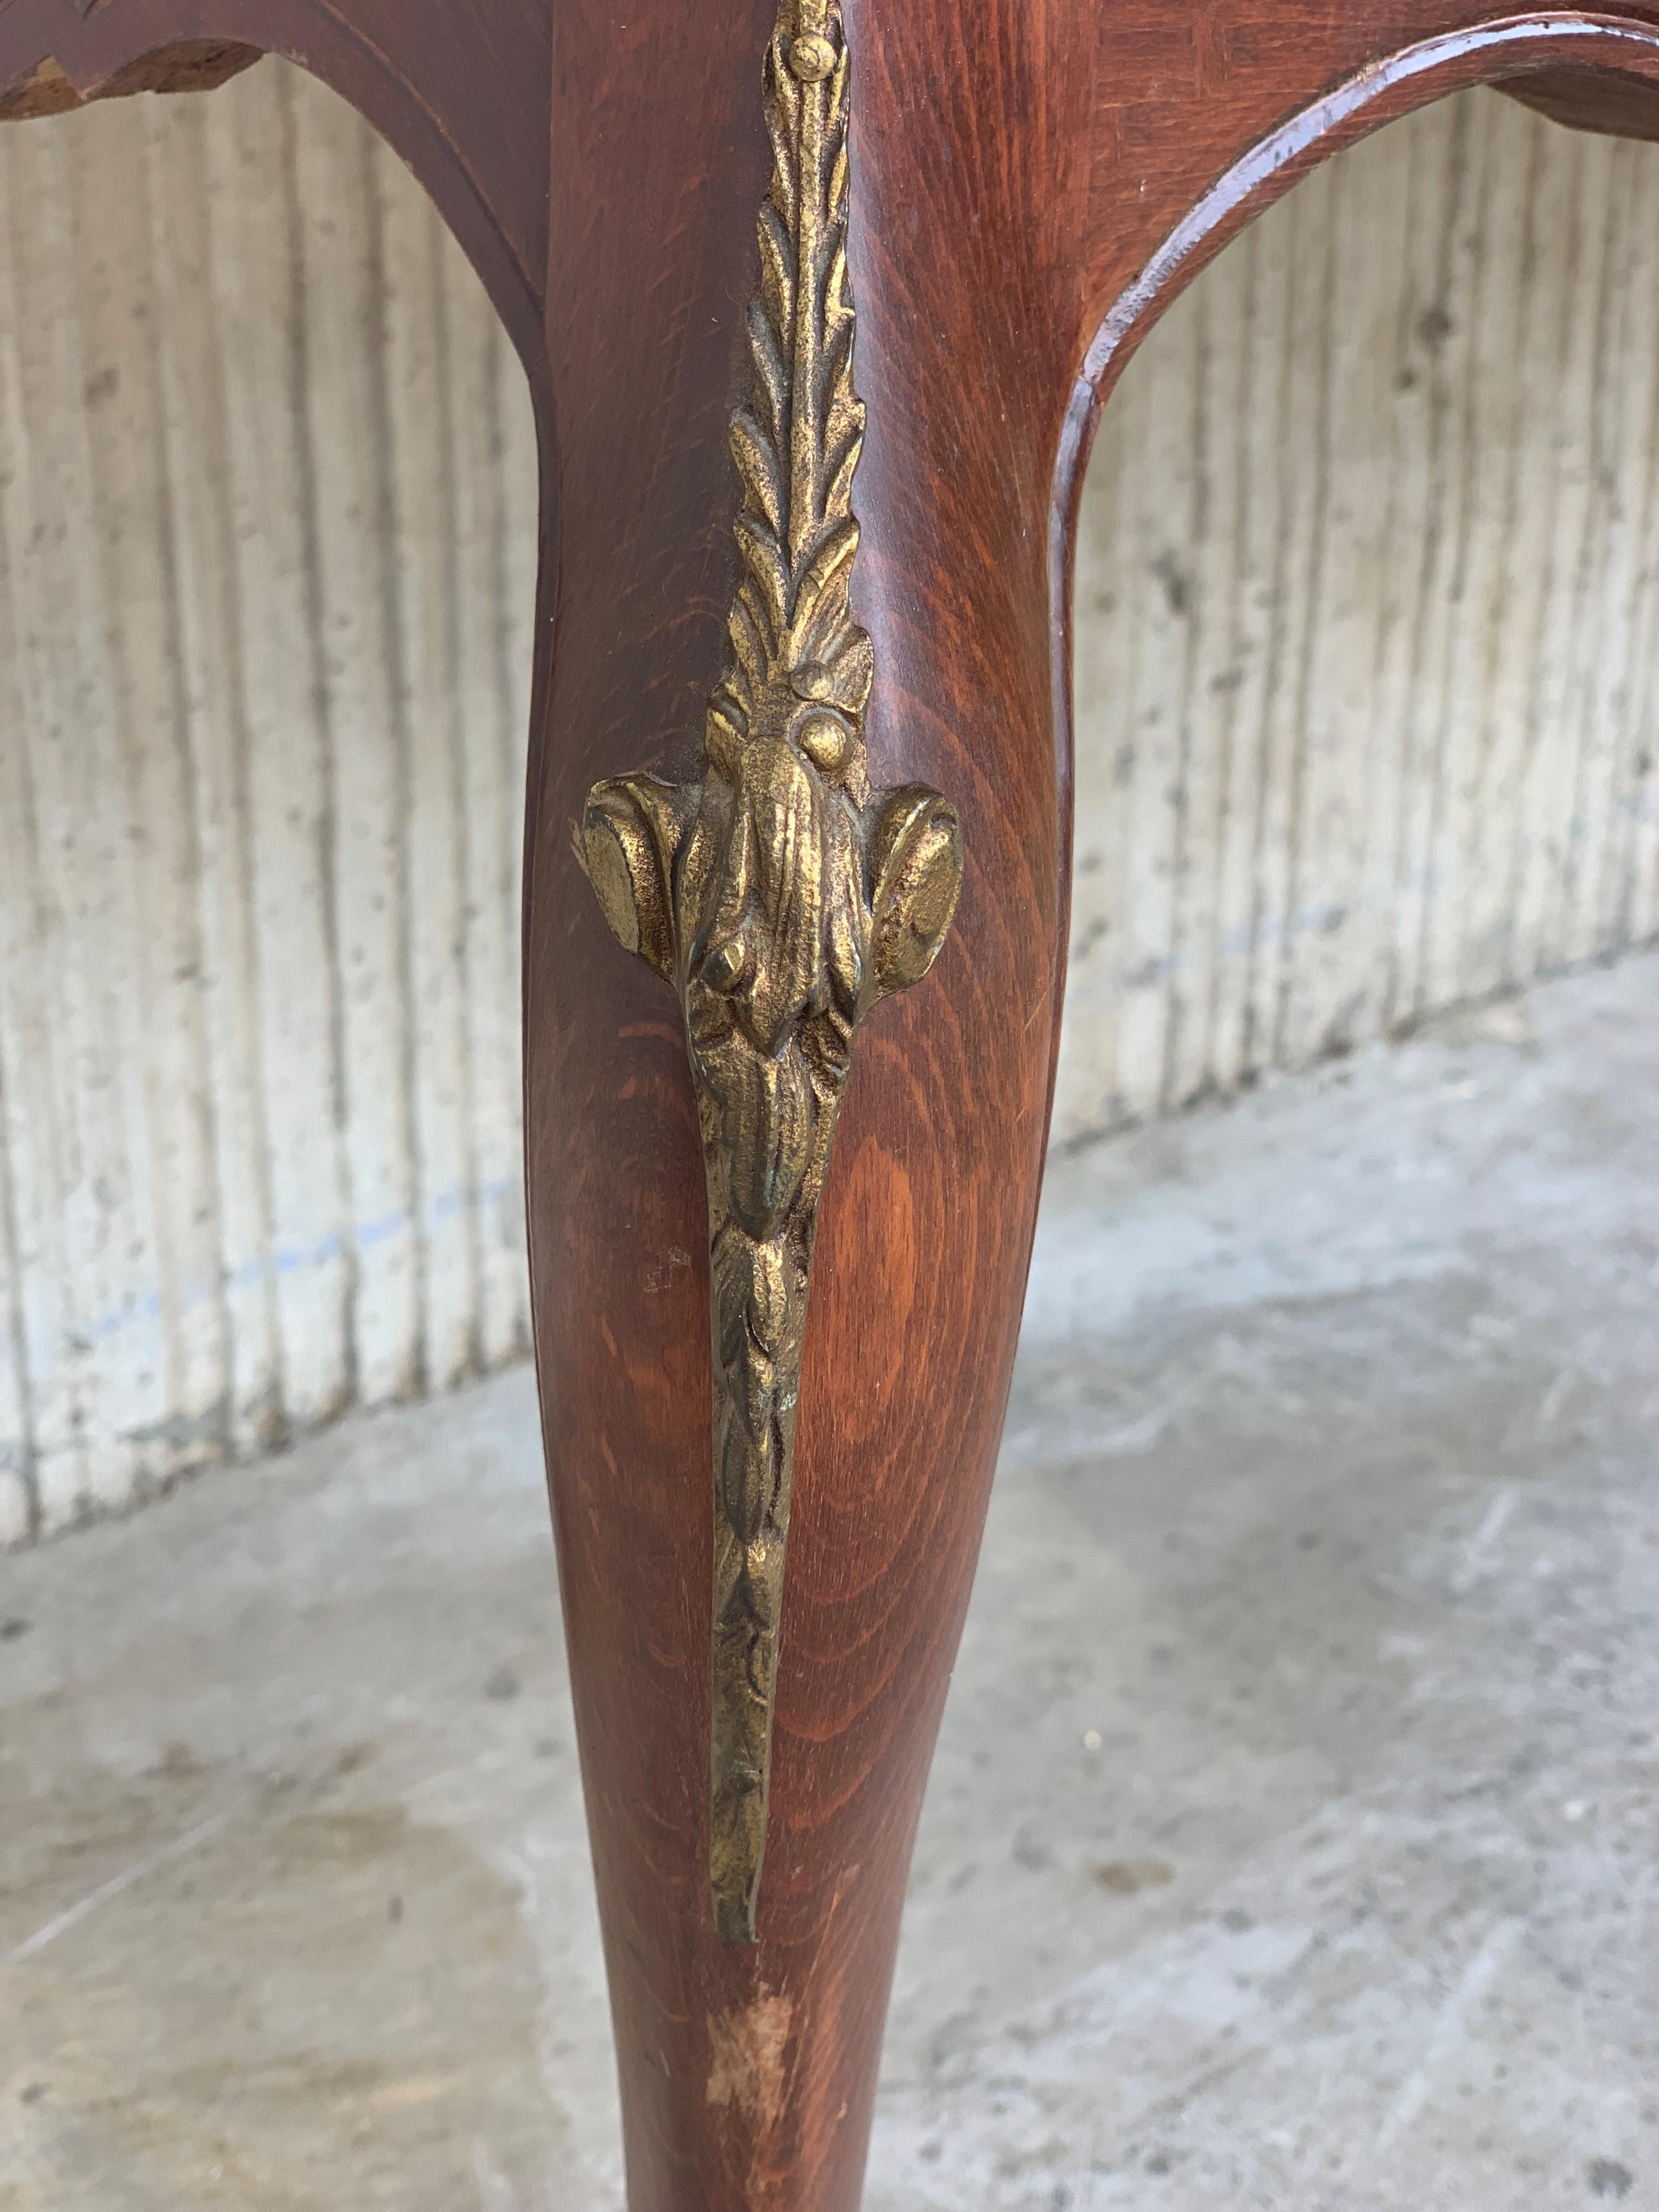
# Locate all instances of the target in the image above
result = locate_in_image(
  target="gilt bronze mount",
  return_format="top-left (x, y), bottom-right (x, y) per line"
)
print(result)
top-left (582, 0), bottom-right (964, 1945)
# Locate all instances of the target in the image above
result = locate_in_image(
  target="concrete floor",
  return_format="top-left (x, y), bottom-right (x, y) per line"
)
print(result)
top-left (3, 954), bottom-right (1657, 2212)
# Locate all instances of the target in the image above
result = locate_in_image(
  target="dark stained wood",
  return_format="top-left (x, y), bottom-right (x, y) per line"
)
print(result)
top-left (4, 2), bottom-right (1659, 2206)
top-left (526, 8), bottom-right (1659, 2208)
top-left (1502, 60), bottom-right (1659, 137)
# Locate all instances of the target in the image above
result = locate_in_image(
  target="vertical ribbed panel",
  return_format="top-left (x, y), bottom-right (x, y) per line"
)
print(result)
top-left (1, 71), bottom-right (1657, 1537)
top-left (0, 62), bottom-right (535, 1539)
top-left (1059, 91), bottom-right (1659, 1144)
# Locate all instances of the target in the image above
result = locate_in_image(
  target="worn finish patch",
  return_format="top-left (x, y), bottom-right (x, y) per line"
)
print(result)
top-left (707, 1991), bottom-right (795, 2136)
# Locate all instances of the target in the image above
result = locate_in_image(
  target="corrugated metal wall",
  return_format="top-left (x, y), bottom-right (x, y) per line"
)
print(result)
top-left (0, 66), bottom-right (1655, 1540)
top-left (0, 61), bottom-right (537, 1543)
top-left (1060, 89), bottom-right (1659, 1143)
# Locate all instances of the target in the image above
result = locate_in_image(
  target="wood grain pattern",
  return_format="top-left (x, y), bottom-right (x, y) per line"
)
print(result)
top-left (3, 3), bottom-right (1659, 2208)
top-left (521, 8), bottom-right (1659, 2208)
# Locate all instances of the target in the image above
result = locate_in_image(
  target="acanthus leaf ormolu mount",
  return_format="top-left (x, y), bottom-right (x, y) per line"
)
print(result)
top-left (582, 0), bottom-right (964, 1946)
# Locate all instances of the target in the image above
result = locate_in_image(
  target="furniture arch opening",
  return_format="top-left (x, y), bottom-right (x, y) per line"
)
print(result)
top-left (1057, 74), bottom-right (1659, 1146)
top-left (0, 54), bottom-right (540, 1544)
top-left (0, 10), bottom-right (550, 379)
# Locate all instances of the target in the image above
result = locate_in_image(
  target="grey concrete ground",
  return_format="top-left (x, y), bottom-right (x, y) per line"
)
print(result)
top-left (3, 953), bottom-right (1657, 2212)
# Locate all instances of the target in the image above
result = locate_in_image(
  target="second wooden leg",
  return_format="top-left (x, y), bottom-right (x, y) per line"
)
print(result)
top-left (521, 1), bottom-right (1080, 2203)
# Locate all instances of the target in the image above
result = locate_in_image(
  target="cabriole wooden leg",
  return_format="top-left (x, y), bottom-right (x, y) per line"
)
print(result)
top-left (521, 2), bottom-right (1659, 2205)
top-left (521, 1), bottom-right (1071, 2204)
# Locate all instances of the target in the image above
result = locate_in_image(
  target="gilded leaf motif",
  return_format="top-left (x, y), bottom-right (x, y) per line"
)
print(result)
top-left (581, 0), bottom-right (963, 1945)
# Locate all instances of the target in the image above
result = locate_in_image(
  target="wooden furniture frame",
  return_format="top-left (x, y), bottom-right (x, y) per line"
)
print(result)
top-left (3, 2), bottom-right (1655, 2204)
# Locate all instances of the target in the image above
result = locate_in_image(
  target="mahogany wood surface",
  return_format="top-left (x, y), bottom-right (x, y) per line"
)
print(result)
top-left (3, 3), bottom-right (1657, 2206)
top-left (528, 10), bottom-right (1659, 2208)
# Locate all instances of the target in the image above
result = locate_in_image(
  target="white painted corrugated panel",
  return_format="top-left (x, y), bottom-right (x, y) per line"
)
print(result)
top-left (1060, 91), bottom-right (1659, 1143)
top-left (0, 62), bottom-right (535, 1542)
top-left (0, 68), bottom-right (1654, 1541)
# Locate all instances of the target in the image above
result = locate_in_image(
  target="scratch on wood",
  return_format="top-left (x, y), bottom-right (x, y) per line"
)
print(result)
top-left (706, 1991), bottom-right (795, 2135)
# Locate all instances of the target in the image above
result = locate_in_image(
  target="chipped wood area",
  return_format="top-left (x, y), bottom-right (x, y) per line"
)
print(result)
top-left (706, 1993), bottom-right (794, 2134)
top-left (0, 42), bottom-right (260, 124)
